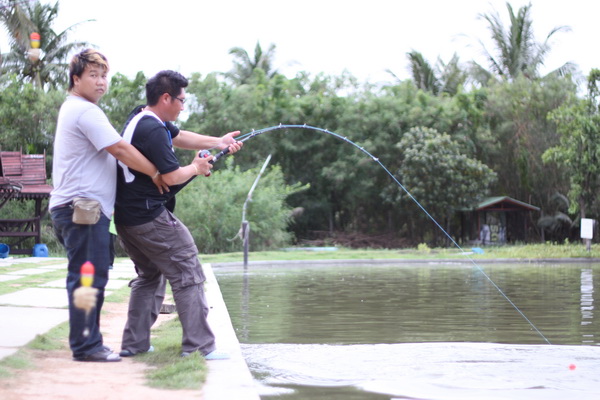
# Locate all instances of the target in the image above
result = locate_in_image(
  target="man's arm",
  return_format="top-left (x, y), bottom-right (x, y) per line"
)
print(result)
top-left (105, 139), bottom-right (169, 193)
top-left (162, 130), bottom-right (243, 186)
top-left (160, 154), bottom-right (213, 186)
top-left (172, 130), bottom-right (242, 152)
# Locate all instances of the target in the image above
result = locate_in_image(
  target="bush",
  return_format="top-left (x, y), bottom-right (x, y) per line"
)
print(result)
top-left (175, 158), bottom-right (308, 253)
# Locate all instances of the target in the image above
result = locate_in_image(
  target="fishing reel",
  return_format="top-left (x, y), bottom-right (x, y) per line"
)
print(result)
top-left (198, 147), bottom-right (233, 176)
top-left (198, 150), bottom-right (212, 177)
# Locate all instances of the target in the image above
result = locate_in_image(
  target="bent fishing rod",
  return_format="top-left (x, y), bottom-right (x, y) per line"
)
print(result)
top-left (203, 124), bottom-right (551, 345)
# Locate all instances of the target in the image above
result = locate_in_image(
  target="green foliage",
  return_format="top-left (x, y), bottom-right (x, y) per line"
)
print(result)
top-left (543, 69), bottom-right (600, 219)
top-left (471, 2), bottom-right (575, 84)
top-left (393, 126), bottom-right (496, 243)
top-left (482, 75), bottom-right (575, 211)
top-left (401, 51), bottom-right (467, 96)
top-left (99, 71), bottom-right (147, 130)
top-left (0, 0), bottom-right (91, 89)
top-left (175, 158), bottom-right (308, 253)
top-left (225, 41), bottom-right (279, 85)
top-left (0, 75), bottom-right (64, 154)
top-left (417, 243), bottom-right (431, 253)
top-left (0, 2), bottom-right (589, 248)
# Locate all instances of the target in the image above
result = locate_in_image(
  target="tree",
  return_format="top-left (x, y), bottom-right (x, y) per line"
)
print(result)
top-left (404, 51), bottom-right (439, 94)
top-left (225, 41), bottom-right (278, 85)
top-left (99, 71), bottom-right (147, 130)
top-left (0, 0), bottom-right (36, 55)
top-left (470, 2), bottom-right (575, 85)
top-left (393, 127), bottom-right (496, 245)
top-left (482, 74), bottom-right (575, 214)
top-left (0, 0), bottom-right (91, 89)
top-left (537, 192), bottom-right (575, 242)
top-left (0, 73), bottom-right (64, 154)
top-left (391, 51), bottom-right (467, 96)
top-left (543, 69), bottom-right (600, 220)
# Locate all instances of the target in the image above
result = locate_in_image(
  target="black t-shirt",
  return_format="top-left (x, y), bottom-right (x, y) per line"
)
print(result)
top-left (114, 107), bottom-right (185, 226)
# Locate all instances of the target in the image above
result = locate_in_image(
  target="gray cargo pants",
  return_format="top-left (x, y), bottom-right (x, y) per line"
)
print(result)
top-left (116, 209), bottom-right (216, 355)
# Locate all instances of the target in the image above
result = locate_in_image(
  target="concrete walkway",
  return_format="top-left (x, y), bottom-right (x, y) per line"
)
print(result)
top-left (0, 256), bottom-right (259, 400)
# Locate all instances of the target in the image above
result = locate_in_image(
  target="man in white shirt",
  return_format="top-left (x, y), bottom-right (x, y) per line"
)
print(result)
top-left (50, 49), bottom-right (167, 362)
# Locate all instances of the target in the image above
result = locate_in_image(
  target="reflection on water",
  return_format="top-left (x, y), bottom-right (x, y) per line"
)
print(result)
top-left (215, 262), bottom-right (600, 399)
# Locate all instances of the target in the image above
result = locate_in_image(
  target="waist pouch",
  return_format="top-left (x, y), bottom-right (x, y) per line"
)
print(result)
top-left (72, 197), bottom-right (101, 225)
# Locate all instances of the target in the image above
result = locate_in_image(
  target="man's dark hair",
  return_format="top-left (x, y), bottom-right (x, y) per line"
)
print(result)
top-left (146, 70), bottom-right (188, 106)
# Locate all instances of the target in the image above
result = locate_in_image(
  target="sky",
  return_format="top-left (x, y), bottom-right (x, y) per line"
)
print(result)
top-left (1, 0), bottom-right (599, 86)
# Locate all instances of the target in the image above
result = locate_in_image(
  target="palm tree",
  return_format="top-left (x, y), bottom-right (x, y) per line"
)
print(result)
top-left (1, 0), bottom-right (92, 89)
top-left (225, 41), bottom-right (278, 85)
top-left (405, 51), bottom-right (439, 94)
top-left (389, 50), bottom-right (467, 96)
top-left (0, 0), bottom-right (36, 52)
top-left (470, 2), bottom-right (575, 85)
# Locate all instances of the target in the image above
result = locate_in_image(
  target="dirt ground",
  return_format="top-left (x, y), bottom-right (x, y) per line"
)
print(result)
top-left (0, 302), bottom-right (204, 400)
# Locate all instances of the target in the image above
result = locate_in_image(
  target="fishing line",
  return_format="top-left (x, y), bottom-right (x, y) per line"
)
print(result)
top-left (209, 124), bottom-right (551, 345)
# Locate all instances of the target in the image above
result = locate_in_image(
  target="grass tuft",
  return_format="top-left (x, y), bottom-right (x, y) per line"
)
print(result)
top-left (130, 317), bottom-right (208, 390)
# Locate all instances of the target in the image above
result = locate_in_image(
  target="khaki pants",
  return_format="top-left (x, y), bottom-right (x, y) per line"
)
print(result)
top-left (116, 209), bottom-right (216, 355)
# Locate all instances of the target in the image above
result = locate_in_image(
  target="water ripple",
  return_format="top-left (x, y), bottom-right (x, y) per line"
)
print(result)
top-left (242, 342), bottom-right (600, 400)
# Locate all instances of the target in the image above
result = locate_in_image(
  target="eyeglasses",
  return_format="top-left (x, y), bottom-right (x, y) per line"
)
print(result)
top-left (170, 94), bottom-right (186, 105)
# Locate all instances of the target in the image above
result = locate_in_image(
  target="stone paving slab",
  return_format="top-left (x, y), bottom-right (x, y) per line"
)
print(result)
top-left (40, 278), bottom-right (129, 290)
top-left (108, 271), bottom-right (137, 280)
top-left (0, 257), bottom-right (64, 266)
top-left (39, 279), bottom-right (66, 288)
top-left (0, 275), bottom-right (23, 282)
top-left (5, 267), bottom-right (60, 276)
top-left (36, 264), bottom-right (66, 270)
top-left (0, 287), bottom-right (69, 308)
top-left (0, 306), bottom-right (68, 347)
top-left (0, 347), bottom-right (18, 359)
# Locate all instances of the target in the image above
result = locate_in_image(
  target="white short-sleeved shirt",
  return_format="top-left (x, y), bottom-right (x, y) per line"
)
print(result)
top-left (49, 95), bottom-right (122, 218)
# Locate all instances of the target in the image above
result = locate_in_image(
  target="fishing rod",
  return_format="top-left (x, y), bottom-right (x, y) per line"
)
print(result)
top-left (206, 123), bottom-right (551, 345)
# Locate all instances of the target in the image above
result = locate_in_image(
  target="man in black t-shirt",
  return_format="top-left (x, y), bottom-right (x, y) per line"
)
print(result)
top-left (115, 70), bottom-right (242, 359)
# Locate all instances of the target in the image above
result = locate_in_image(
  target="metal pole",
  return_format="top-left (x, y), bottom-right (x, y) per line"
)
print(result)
top-left (240, 155), bottom-right (271, 268)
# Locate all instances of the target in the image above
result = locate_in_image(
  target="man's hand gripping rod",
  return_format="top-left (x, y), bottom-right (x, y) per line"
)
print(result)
top-left (198, 138), bottom-right (246, 175)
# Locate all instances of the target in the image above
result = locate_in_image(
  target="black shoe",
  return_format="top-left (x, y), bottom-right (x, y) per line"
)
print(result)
top-left (119, 350), bottom-right (135, 357)
top-left (74, 348), bottom-right (121, 362)
top-left (120, 345), bottom-right (154, 357)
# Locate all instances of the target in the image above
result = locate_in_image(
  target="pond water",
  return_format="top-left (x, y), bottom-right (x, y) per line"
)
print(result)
top-left (214, 261), bottom-right (600, 400)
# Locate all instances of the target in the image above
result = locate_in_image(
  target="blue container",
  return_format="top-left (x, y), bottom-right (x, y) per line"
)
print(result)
top-left (0, 243), bottom-right (9, 258)
top-left (32, 243), bottom-right (48, 257)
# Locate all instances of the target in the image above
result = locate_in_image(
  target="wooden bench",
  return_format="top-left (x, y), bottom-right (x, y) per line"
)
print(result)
top-left (0, 151), bottom-right (23, 177)
top-left (20, 154), bottom-right (47, 186)
top-left (0, 150), bottom-right (52, 255)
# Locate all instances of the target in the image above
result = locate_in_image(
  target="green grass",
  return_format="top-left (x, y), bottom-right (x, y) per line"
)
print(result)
top-left (0, 268), bottom-right (65, 296)
top-left (199, 242), bottom-right (600, 264)
top-left (133, 318), bottom-right (208, 390)
top-left (27, 324), bottom-right (69, 351)
top-left (0, 352), bottom-right (32, 379)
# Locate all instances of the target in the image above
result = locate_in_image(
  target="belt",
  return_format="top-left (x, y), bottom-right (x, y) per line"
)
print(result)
top-left (50, 202), bottom-right (72, 212)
